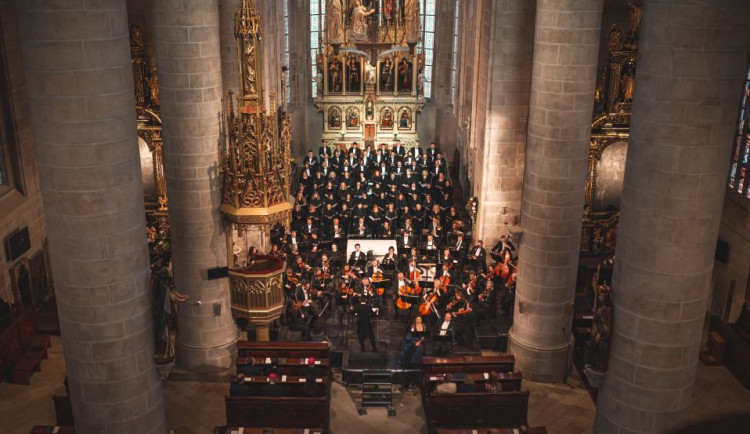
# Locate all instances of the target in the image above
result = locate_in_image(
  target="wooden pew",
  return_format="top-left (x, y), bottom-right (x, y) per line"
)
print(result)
top-left (422, 356), bottom-right (515, 375)
top-left (236, 356), bottom-right (329, 377)
top-left (424, 372), bottom-right (523, 392)
top-left (29, 427), bottom-right (75, 434)
top-left (236, 341), bottom-right (330, 360)
top-left (437, 427), bottom-right (547, 434)
top-left (215, 427), bottom-right (324, 434)
top-left (425, 391), bottom-right (530, 432)
top-left (225, 395), bottom-right (330, 432)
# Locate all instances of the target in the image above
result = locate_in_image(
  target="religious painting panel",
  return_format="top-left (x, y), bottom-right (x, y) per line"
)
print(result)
top-left (380, 106), bottom-right (394, 130)
top-left (379, 57), bottom-right (394, 93)
top-left (346, 55), bottom-right (362, 93)
top-left (328, 59), bottom-right (343, 93)
top-left (328, 106), bottom-right (342, 130)
top-left (397, 106), bottom-right (412, 130)
top-left (397, 56), bottom-right (413, 94)
top-left (346, 107), bottom-right (360, 129)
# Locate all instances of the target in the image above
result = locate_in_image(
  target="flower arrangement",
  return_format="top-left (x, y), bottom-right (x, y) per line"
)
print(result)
top-left (465, 196), bottom-right (478, 224)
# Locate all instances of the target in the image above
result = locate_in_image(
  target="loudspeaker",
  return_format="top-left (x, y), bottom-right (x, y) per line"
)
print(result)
top-left (715, 239), bottom-right (730, 264)
top-left (207, 266), bottom-right (229, 280)
top-left (4, 227), bottom-right (30, 262)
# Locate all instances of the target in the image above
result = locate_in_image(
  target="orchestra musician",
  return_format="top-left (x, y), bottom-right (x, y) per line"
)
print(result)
top-left (491, 235), bottom-right (516, 263)
top-left (349, 243), bottom-right (366, 268)
top-left (468, 240), bottom-right (487, 273)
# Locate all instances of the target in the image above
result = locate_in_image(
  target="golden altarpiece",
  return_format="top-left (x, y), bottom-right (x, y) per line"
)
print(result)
top-left (130, 23), bottom-right (169, 246)
top-left (219, 0), bottom-right (293, 340)
top-left (580, 1), bottom-right (641, 255)
top-left (315, 0), bottom-right (426, 149)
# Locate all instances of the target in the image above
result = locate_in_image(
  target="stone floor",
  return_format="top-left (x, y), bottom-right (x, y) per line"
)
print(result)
top-left (1, 336), bottom-right (749, 433)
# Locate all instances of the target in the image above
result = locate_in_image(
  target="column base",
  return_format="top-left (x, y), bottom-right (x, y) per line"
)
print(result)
top-left (508, 328), bottom-right (574, 383)
top-left (175, 332), bottom-right (239, 376)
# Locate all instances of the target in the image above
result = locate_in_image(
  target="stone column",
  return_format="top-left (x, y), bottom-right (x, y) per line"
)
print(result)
top-left (219, 0), bottom-right (241, 97)
top-left (474, 0), bottom-right (535, 250)
top-left (595, 1), bottom-right (750, 433)
top-left (153, 0), bottom-right (238, 374)
top-left (508, 0), bottom-right (603, 383)
top-left (17, 1), bottom-right (166, 432)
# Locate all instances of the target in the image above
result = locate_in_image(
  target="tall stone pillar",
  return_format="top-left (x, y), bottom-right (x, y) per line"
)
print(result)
top-left (153, 0), bottom-right (238, 374)
top-left (17, 1), bottom-right (166, 432)
top-left (508, 0), bottom-right (603, 382)
top-left (219, 0), bottom-right (241, 97)
top-left (474, 0), bottom-right (535, 249)
top-left (595, 2), bottom-right (750, 433)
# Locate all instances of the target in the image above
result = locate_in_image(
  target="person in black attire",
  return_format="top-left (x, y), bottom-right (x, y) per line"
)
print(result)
top-left (467, 240), bottom-right (487, 273)
top-left (354, 298), bottom-right (378, 352)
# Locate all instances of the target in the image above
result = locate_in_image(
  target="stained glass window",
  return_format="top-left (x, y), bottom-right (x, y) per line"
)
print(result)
top-left (310, 0), bottom-right (326, 99)
top-left (450, 0), bottom-right (460, 105)
top-left (728, 64), bottom-right (750, 198)
top-left (420, 0), bottom-right (436, 98)
top-left (284, 0), bottom-right (290, 104)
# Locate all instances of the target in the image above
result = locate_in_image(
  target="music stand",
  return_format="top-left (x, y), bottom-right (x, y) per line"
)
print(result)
top-left (434, 329), bottom-right (454, 356)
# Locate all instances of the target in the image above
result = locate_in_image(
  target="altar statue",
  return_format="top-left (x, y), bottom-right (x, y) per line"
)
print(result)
top-left (351, 0), bottom-right (375, 41)
top-left (326, 0), bottom-right (344, 44)
top-left (365, 63), bottom-right (377, 86)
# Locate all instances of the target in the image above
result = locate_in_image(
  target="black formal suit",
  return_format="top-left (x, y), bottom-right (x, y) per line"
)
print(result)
top-left (393, 144), bottom-right (406, 156)
top-left (468, 245), bottom-right (487, 272)
top-left (304, 155), bottom-right (318, 168)
top-left (349, 249), bottom-right (367, 265)
top-left (319, 145), bottom-right (332, 157)
top-left (354, 301), bottom-right (378, 351)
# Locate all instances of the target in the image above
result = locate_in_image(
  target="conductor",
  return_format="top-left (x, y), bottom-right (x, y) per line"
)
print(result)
top-left (354, 298), bottom-right (378, 352)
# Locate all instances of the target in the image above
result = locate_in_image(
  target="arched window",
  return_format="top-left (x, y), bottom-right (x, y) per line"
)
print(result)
top-left (728, 65), bottom-right (750, 199)
top-left (310, 0), bottom-right (326, 99)
top-left (283, 0), bottom-right (290, 104)
top-left (419, 0), bottom-right (436, 98)
top-left (450, 0), bottom-right (460, 105)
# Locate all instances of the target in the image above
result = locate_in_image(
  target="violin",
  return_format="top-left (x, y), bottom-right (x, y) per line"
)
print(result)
top-left (438, 273), bottom-right (451, 287)
top-left (287, 274), bottom-right (300, 285)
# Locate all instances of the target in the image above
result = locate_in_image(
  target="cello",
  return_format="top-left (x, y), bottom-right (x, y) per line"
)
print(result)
top-left (407, 268), bottom-right (422, 295)
top-left (419, 292), bottom-right (438, 316)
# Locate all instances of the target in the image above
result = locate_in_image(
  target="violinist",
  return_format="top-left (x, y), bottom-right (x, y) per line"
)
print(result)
top-left (283, 268), bottom-right (298, 299)
top-left (311, 268), bottom-right (327, 293)
top-left (477, 280), bottom-right (497, 321)
top-left (445, 291), bottom-right (472, 347)
top-left (292, 256), bottom-right (312, 280)
top-left (294, 282), bottom-right (320, 325)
